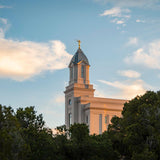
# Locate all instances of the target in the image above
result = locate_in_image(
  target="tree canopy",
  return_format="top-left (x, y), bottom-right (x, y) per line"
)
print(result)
top-left (1, 91), bottom-right (160, 160)
top-left (108, 91), bottom-right (160, 160)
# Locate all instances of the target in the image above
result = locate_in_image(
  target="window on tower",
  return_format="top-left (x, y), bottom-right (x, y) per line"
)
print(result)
top-left (69, 113), bottom-right (72, 127)
top-left (86, 115), bottom-right (88, 124)
top-left (81, 65), bottom-right (84, 78)
top-left (70, 67), bottom-right (73, 79)
top-left (69, 99), bottom-right (72, 105)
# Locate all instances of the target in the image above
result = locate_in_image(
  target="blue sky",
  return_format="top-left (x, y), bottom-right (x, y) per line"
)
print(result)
top-left (1, 0), bottom-right (160, 128)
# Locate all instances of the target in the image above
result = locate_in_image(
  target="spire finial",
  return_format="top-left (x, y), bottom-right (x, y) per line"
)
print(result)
top-left (77, 40), bottom-right (81, 49)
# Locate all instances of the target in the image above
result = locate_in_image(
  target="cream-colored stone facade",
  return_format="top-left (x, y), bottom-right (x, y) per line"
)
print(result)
top-left (64, 47), bottom-right (127, 134)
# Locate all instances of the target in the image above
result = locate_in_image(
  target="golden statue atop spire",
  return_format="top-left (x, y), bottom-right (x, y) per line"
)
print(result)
top-left (77, 40), bottom-right (81, 49)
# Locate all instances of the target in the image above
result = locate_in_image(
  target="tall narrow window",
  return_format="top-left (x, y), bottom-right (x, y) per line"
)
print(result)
top-left (106, 125), bottom-right (108, 130)
top-left (81, 66), bottom-right (84, 78)
top-left (86, 115), bottom-right (88, 124)
top-left (69, 99), bottom-right (72, 105)
top-left (70, 67), bottom-right (73, 79)
top-left (99, 114), bottom-right (102, 134)
top-left (105, 115), bottom-right (109, 124)
top-left (69, 113), bottom-right (72, 127)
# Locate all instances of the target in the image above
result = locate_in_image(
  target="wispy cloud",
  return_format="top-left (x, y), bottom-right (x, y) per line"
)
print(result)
top-left (0, 39), bottom-right (72, 81)
top-left (100, 7), bottom-right (125, 17)
top-left (0, 18), bottom-right (7, 25)
top-left (116, 20), bottom-right (125, 24)
top-left (0, 5), bottom-right (11, 9)
top-left (95, 0), bottom-right (159, 8)
top-left (127, 37), bottom-right (138, 45)
top-left (94, 83), bottom-right (108, 98)
top-left (0, 18), bottom-right (10, 38)
top-left (100, 7), bottom-right (131, 25)
top-left (98, 79), bottom-right (150, 99)
top-left (118, 70), bottom-right (141, 78)
top-left (98, 0), bottom-right (159, 27)
top-left (136, 19), bottom-right (145, 23)
top-left (125, 40), bottom-right (160, 70)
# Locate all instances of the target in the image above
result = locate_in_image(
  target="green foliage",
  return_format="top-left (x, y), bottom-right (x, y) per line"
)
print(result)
top-left (68, 123), bottom-right (118, 160)
top-left (0, 105), bottom-right (116, 160)
top-left (16, 106), bottom-right (56, 160)
top-left (0, 105), bottom-right (26, 160)
top-left (69, 123), bottom-right (89, 142)
top-left (108, 91), bottom-right (160, 160)
top-left (0, 105), bottom-right (57, 160)
top-left (3, 90), bottom-right (160, 160)
top-left (16, 106), bottom-right (44, 129)
top-left (69, 123), bottom-right (90, 160)
top-left (55, 124), bottom-right (68, 136)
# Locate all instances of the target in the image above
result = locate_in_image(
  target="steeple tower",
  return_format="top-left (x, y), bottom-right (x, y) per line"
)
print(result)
top-left (64, 42), bottom-right (95, 129)
top-left (64, 43), bottom-right (127, 134)
top-left (68, 41), bottom-right (90, 85)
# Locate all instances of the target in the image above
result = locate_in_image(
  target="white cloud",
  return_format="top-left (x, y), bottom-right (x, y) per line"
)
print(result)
top-left (0, 38), bottom-right (72, 81)
top-left (95, 0), bottom-right (159, 8)
top-left (112, 19), bottom-right (125, 25)
top-left (0, 18), bottom-right (7, 25)
top-left (98, 0), bottom-right (158, 27)
top-left (0, 5), bottom-right (11, 9)
top-left (118, 70), bottom-right (141, 78)
top-left (0, 18), bottom-right (9, 38)
top-left (116, 20), bottom-right (125, 24)
top-left (98, 79), bottom-right (149, 99)
top-left (100, 7), bottom-right (122, 17)
top-left (127, 37), bottom-right (138, 45)
top-left (0, 28), bottom-right (5, 38)
top-left (136, 19), bottom-right (145, 23)
top-left (125, 40), bottom-right (160, 69)
top-left (100, 7), bottom-right (130, 17)
top-left (100, 7), bottom-right (131, 25)
top-left (0, 14), bottom-right (72, 81)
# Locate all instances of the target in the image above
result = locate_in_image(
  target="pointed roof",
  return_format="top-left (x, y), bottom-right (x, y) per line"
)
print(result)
top-left (69, 48), bottom-right (90, 67)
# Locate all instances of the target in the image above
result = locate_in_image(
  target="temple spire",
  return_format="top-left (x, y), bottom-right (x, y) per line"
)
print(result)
top-left (77, 40), bottom-right (81, 49)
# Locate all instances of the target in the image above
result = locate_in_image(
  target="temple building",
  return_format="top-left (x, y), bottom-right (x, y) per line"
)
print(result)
top-left (64, 42), bottom-right (127, 134)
